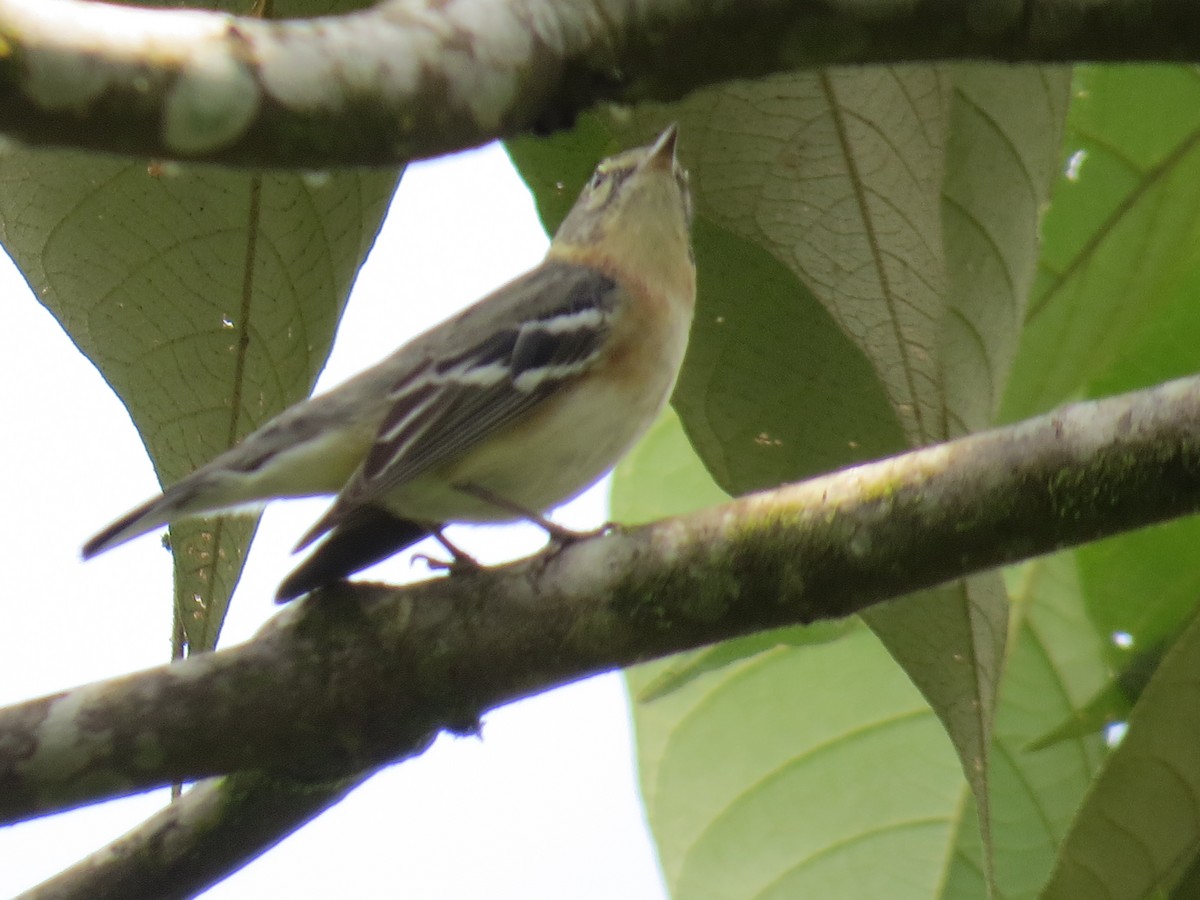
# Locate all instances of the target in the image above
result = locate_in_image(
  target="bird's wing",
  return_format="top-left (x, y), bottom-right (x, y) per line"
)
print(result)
top-left (294, 260), bottom-right (620, 549)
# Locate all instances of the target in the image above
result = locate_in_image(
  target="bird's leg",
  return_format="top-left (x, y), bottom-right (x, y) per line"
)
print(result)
top-left (412, 527), bottom-right (485, 573)
top-left (455, 482), bottom-right (614, 546)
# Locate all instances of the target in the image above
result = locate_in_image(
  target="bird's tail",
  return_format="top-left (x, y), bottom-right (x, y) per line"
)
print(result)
top-left (275, 507), bottom-right (430, 603)
top-left (81, 485), bottom-right (199, 558)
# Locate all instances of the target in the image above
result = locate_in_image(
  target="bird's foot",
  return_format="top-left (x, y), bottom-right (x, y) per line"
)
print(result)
top-left (543, 520), bottom-right (618, 547)
top-left (413, 529), bottom-right (484, 574)
top-left (454, 482), bottom-right (617, 549)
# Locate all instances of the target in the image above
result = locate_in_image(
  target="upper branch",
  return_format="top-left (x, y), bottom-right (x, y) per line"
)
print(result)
top-left (2, 0), bottom-right (1200, 167)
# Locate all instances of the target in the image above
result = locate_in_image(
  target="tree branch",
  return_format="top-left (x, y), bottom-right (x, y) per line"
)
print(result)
top-left (6, 374), bottom-right (1200, 832)
top-left (2, 0), bottom-right (1199, 167)
top-left (21, 771), bottom-right (375, 900)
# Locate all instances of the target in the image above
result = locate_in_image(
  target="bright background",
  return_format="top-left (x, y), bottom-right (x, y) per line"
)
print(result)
top-left (0, 145), bottom-right (668, 898)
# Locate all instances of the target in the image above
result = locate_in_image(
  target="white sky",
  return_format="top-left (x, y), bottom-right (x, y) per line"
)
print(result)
top-left (0, 144), bottom-right (668, 899)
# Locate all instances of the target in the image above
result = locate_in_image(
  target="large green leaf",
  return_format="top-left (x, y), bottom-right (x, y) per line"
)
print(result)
top-left (1042, 605), bottom-right (1200, 899)
top-left (672, 69), bottom-right (951, 448)
top-left (945, 556), bottom-right (1110, 899)
top-left (0, 0), bottom-right (399, 649)
top-left (676, 217), bottom-right (907, 491)
top-left (940, 66), bottom-right (1071, 434)
top-left (1003, 66), bottom-right (1200, 423)
top-left (1074, 520), bottom-right (1200, 665)
top-left (631, 623), bottom-right (963, 900)
top-left (860, 574), bottom-right (1007, 880)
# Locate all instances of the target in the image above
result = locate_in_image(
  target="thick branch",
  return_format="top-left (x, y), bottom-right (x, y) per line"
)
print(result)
top-left (1, 0), bottom-right (1197, 166)
top-left (21, 772), bottom-right (373, 900)
top-left (5, 374), bottom-right (1200, 830)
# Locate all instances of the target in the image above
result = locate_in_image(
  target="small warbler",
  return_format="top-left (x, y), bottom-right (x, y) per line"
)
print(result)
top-left (84, 125), bottom-right (696, 601)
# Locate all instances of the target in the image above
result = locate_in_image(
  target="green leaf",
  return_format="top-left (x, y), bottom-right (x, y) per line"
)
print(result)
top-left (940, 66), bottom-right (1072, 434)
top-left (635, 622), bottom-right (861, 704)
top-left (678, 70), bottom-right (952, 446)
top-left (665, 67), bottom-right (1066, 888)
top-left (942, 554), bottom-right (1111, 899)
top-left (1042, 605), bottom-right (1200, 900)
top-left (610, 406), bottom-right (729, 524)
top-left (991, 557), bottom-right (1109, 897)
top-left (631, 627), bottom-right (964, 900)
top-left (4, 157), bottom-right (397, 649)
top-left (0, 155), bottom-right (396, 651)
top-left (1027, 637), bottom-right (1166, 752)
top-left (1003, 66), bottom-right (1200, 422)
top-left (861, 575), bottom-right (1008, 880)
top-left (1074, 519), bottom-right (1200, 670)
top-left (1024, 680), bottom-right (1127, 754)
top-left (677, 217), bottom-right (909, 491)
top-left (1167, 851), bottom-right (1200, 899)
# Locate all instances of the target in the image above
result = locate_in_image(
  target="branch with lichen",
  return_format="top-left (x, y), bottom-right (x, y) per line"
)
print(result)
top-left (7, 373), bottom-right (1200, 900)
top-left (4, 0), bottom-right (1200, 168)
top-left (22, 772), bottom-right (373, 900)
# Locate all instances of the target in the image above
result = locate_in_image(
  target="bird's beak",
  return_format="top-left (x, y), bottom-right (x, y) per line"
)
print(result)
top-left (644, 123), bottom-right (679, 171)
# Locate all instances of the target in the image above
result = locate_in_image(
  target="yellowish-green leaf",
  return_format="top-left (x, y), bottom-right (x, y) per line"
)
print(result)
top-left (1004, 66), bottom-right (1200, 422)
top-left (632, 627), bottom-right (962, 899)
top-left (1042, 605), bottom-right (1200, 899)
top-left (943, 555), bottom-right (1110, 898)
top-left (0, 157), bottom-right (397, 650)
top-left (940, 66), bottom-right (1071, 434)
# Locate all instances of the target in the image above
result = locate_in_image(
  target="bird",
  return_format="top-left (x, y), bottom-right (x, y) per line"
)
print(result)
top-left (83, 124), bottom-right (696, 602)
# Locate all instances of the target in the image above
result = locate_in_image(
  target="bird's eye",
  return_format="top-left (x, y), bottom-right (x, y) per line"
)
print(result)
top-left (588, 169), bottom-right (609, 192)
